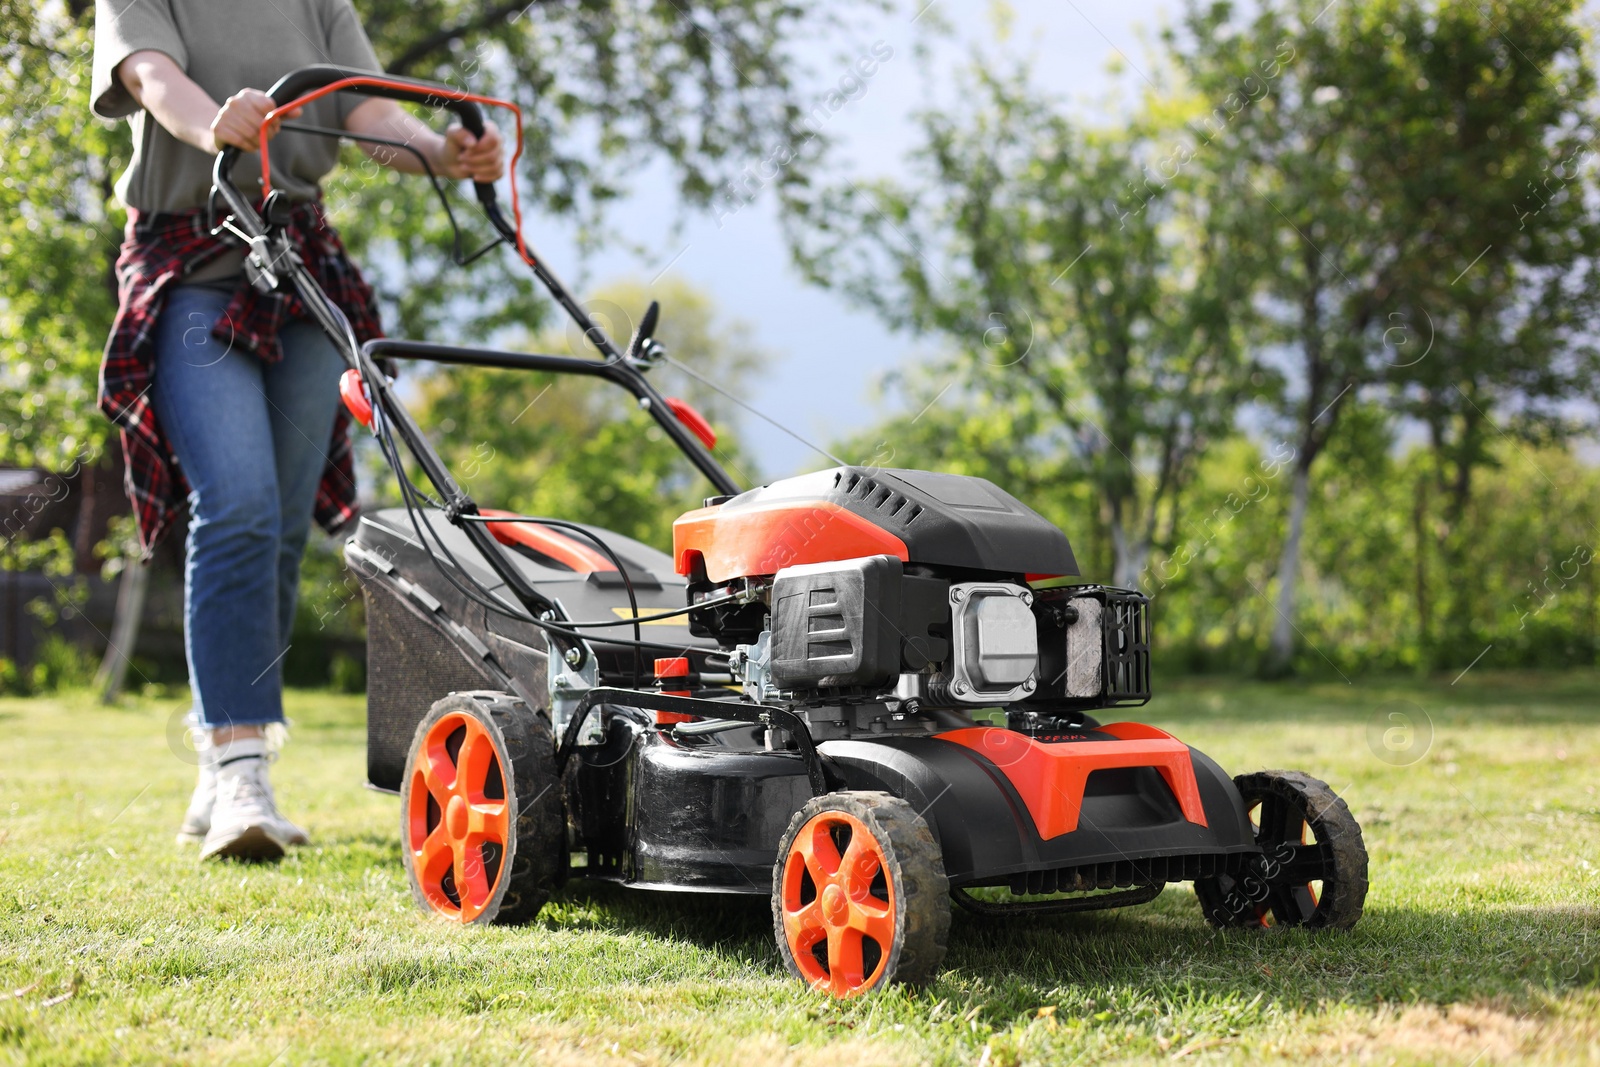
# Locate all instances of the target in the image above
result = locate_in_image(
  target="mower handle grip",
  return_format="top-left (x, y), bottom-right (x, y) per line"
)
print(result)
top-left (215, 64), bottom-right (497, 209)
top-left (265, 65), bottom-right (488, 135)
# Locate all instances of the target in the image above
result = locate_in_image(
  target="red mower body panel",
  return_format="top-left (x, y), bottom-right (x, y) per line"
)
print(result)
top-left (674, 499), bottom-right (910, 583)
top-left (936, 723), bottom-right (1209, 839)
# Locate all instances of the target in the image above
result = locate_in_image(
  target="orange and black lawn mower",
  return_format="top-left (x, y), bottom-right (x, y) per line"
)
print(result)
top-left (215, 65), bottom-right (1369, 998)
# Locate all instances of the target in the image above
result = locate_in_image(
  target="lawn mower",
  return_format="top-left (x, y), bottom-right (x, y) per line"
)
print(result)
top-left (212, 65), bottom-right (1369, 998)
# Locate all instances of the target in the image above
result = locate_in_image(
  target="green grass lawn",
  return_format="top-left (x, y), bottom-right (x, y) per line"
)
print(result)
top-left (2, 671), bottom-right (1597, 1065)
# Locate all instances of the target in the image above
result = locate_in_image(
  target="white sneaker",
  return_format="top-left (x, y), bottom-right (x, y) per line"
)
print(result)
top-left (199, 738), bottom-right (309, 861)
top-left (176, 715), bottom-right (216, 844)
top-left (177, 765), bottom-right (218, 843)
top-left (179, 726), bottom-right (309, 849)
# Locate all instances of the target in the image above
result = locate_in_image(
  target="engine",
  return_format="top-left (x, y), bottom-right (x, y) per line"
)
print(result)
top-left (672, 466), bottom-right (1150, 723)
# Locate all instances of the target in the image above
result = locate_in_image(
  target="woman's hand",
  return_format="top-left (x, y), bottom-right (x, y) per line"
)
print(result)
top-left (437, 120), bottom-right (505, 183)
top-left (210, 89), bottom-right (302, 153)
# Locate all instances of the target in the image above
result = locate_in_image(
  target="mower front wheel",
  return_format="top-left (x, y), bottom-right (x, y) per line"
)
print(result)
top-left (400, 692), bottom-right (565, 925)
top-left (773, 791), bottom-right (950, 998)
top-left (1195, 769), bottom-right (1368, 930)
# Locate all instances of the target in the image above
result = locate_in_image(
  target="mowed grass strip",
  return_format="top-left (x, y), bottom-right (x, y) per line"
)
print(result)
top-left (1, 671), bottom-right (1596, 1065)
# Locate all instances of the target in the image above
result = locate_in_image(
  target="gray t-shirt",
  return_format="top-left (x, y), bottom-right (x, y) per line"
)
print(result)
top-left (92, 0), bottom-right (381, 215)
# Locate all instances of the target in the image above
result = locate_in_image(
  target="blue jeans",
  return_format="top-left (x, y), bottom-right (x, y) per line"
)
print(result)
top-left (150, 285), bottom-right (346, 727)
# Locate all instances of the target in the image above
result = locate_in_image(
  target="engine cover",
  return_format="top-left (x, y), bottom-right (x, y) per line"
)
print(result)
top-left (673, 466), bottom-right (1079, 583)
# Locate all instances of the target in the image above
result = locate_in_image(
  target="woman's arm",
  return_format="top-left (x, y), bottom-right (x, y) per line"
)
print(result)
top-left (116, 49), bottom-right (300, 153)
top-left (344, 98), bottom-right (505, 183)
top-left (116, 51), bottom-right (500, 178)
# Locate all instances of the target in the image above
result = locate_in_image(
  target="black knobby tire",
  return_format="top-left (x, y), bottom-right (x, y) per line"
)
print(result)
top-left (1195, 769), bottom-right (1367, 930)
top-left (772, 791), bottom-right (950, 996)
top-left (400, 692), bottom-right (565, 925)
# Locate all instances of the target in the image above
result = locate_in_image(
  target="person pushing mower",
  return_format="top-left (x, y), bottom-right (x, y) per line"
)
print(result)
top-left (90, 0), bottom-right (504, 860)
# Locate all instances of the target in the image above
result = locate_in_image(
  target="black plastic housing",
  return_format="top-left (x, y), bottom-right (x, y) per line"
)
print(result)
top-left (768, 555), bottom-right (949, 690)
top-left (770, 556), bottom-right (900, 689)
top-left (571, 716), bottom-right (1256, 894)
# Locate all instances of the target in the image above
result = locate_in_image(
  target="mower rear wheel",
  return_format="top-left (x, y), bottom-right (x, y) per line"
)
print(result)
top-left (1195, 769), bottom-right (1367, 930)
top-left (772, 791), bottom-right (950, 998)
top-left (400, 692), bottom-right (564, 925)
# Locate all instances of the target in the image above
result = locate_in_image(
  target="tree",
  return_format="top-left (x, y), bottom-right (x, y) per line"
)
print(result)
top-left (0, 0), bottom-right (124, 493)
top-left (1369, 1), bottom-right (1600, 664)
top-left (0, 0), bottom-right (130, 690)
top-left (785, 64), bottom-right (1262, 587)
top-left (1170, 0), bottom-right (1600, 673)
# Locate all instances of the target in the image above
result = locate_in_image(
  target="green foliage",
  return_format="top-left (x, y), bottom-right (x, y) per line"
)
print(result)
top-left (0, 2), bottom-right (127, 606)
top-left (294, 533), bottom-right (369, 641)
top-left (1148, 431), bottom-right (1599, 674)
top-left (283, 532), bottom-right (370, 688)
top-left (1169, 0), bottom-right (1600, 670)
top-left (328, 651), bottom-right (366, 693)
top-left (0, 2), bottom-right (124, 473)
top-left (0, 634), bottom-right (97, 696)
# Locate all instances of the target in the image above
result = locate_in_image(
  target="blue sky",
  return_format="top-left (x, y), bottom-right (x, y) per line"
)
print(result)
top-left (528, 0), bottom-right (1176, 480)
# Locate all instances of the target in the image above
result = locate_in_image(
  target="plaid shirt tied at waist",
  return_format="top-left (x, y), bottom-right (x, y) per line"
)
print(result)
top-left (98, 200), bottom-right (382, 557)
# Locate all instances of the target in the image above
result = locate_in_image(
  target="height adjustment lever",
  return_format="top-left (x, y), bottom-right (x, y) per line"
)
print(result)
top-left (628, 300), bottom-right (665, 364)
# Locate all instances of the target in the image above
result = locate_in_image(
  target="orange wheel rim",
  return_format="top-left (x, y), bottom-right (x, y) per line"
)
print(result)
top-left (406, 713), bottom-right (510, 922)
top-left (780, 811), bottom-right (895, 998)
